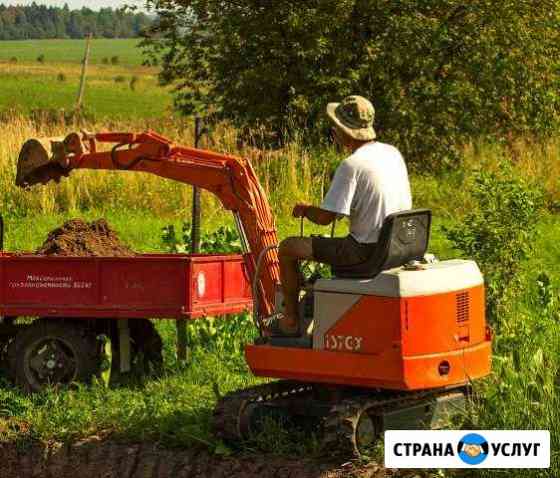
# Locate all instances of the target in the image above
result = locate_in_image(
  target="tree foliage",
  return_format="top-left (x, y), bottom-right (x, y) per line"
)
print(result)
top-left (0, 4), bottom-right (152, 40)
top-left (143, 0), bottom-right (560, 167)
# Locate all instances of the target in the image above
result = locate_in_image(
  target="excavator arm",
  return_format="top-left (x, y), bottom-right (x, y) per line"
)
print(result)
top-left (16, 130), bottom-right (280, 318)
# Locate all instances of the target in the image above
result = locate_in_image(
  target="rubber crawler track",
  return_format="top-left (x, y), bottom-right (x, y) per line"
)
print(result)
top-left (213, 380), bottom-right (467, 457)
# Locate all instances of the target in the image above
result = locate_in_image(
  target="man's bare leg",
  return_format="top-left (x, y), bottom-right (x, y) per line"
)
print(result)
top-left (277, 237), bottom-right (314, 333)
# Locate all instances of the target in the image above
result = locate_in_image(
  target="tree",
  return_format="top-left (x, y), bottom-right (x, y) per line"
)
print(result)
top-left (0, 4), bottom-right (152, 40)
top-left (143, 0), bottom-right (560, 168)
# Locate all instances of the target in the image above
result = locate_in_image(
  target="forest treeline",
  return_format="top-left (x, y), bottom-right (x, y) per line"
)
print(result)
top-left (0, 3), bottom-right (152, 40)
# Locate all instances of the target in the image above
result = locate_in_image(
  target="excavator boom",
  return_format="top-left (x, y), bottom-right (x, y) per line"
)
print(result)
top-left (16, 131), bottom-right (280, 318)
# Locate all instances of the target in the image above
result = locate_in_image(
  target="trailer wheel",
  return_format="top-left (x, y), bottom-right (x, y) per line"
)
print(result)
top-left (12, 320), bottom-right (99, 393)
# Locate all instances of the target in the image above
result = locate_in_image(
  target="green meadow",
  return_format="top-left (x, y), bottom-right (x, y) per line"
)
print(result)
top-left (0, 39), bottom-right (144, 65)
top-left (0, 39), bottom-right (172, 120)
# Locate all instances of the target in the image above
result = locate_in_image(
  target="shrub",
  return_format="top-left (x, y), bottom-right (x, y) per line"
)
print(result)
top-left (57, 73), bottom-right (67, 82)
top-left (102, 57), bottom-right (109, 65)
top-left (113, 75), bottom-right (126, 83)
top-left (443, 164), bottom-right (545, 323)
top-left (186, 313), bottom-right (255, 361)
top-left (162, 223), bottom-right (241, 254)
top-left (9, 57), bottom-right (17, 64)
top-left (110, 55), bottom-right (120, 65)
top-left (36, 54), bottom-right (45, 63)
top-left (143, 0), bottom-right (560, 169)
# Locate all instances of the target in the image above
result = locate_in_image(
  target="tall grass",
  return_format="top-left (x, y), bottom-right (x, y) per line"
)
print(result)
top-left (0, 115), bottom-right (327, 223)
top-left (412, 138), bottom-right (560, 218)
top-left (3, 115), bottom-right (559, 222)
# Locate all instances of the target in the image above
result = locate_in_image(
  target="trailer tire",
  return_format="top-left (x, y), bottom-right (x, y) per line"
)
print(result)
top-left (13, 320), bottom-right (99, 393)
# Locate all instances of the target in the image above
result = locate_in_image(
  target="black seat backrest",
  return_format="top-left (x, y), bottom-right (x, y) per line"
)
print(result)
top-left (332, 209), bottom-right (432, 279)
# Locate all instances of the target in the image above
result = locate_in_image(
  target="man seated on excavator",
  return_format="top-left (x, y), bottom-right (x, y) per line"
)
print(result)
top-left (268, 95), bottom-right (413, 336)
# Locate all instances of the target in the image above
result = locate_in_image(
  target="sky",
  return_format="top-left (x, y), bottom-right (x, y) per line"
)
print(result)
top-left (0, 0), bottom-right (145, 9)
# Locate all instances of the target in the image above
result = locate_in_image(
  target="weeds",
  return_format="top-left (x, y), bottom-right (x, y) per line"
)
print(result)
top-left (443, 165), bottom-right (545, 322)
top-left (162, 223), bottom-right (242, 254)
top-left (1, 113), bottom-right (558, 226)
top-left (435, 157), bottom-right (559, 477)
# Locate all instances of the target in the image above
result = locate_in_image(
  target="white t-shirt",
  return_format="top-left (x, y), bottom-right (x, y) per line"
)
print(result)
top-left (321, 142), bottom-right (412, 244)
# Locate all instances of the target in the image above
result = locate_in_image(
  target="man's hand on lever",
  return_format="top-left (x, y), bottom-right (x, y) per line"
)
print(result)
top-left (293, 203), bottom-right (336, 226)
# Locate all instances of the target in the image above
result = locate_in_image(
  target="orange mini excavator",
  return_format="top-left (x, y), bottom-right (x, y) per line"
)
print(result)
top-left (16, 131), bottom-right (492, 455)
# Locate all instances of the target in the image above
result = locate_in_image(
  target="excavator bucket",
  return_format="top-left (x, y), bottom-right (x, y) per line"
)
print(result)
top-left (16, 137), bottom-right (70, 188)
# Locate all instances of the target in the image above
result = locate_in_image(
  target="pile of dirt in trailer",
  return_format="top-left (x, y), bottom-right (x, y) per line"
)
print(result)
top-left (35, 219), bottom-right (135, 257)
top-left (0, 439), bottom-right (426, 478)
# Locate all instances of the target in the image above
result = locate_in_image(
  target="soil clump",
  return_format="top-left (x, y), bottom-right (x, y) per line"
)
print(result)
top-left (35, 219), bottom-right (135, 257)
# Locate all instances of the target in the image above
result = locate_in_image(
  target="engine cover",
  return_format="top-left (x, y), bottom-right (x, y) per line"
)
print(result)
top-left (245, 260), bottom-right (491, 391)
top-left (313, 259), bottom-right (484, 353)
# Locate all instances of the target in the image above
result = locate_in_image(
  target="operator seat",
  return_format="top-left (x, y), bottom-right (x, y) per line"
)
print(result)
top-left (332, 209), bottom-right (432, 279)
top-left (264, 209), bottom-right (431, 350)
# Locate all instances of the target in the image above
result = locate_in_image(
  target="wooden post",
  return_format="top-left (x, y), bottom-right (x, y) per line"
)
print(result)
top-left (75, 33), bottom-right (92, 116)
top-left (177, 117), bottom-right (204, 363)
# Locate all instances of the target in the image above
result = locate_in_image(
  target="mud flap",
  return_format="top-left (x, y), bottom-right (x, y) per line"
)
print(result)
top-left (118, 320), bottom-right (131, 374)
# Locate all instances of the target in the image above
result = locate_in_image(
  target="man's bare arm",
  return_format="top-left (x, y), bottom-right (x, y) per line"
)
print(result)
top-left (292, 203), bottom-right (337, 226)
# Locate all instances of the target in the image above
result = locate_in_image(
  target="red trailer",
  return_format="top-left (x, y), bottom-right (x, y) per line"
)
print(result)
top-left (0, 251), bottom-right (252, 392)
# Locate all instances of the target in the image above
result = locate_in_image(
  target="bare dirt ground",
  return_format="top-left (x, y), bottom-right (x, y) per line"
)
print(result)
top-left (34, 218), bottom-right (135, 257)
top-left (0, 438), bottom-right (428, 478)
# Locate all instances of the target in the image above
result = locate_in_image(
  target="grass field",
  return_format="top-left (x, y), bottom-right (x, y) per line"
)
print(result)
top-left (0, 39), bottom-right (145, 66)
top-left (0, 39), bottom-right (172, 120)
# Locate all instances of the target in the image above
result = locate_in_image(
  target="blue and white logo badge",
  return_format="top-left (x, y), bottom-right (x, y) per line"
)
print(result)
top-left (458, 433), bottom-right (489, 465)
top-left (385, 430), bottom-right (550, 469)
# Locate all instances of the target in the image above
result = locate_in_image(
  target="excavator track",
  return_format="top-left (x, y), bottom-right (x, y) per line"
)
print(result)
top-left (213, 380), bottom-right (314, 441)
top-left (321, 388), bottom-right (465, 457)
top-left (213, 381), bottom-right (468, 456)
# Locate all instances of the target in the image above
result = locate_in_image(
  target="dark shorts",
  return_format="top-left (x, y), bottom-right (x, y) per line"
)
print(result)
top-left (312, 235), bottom-right (376, 268)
